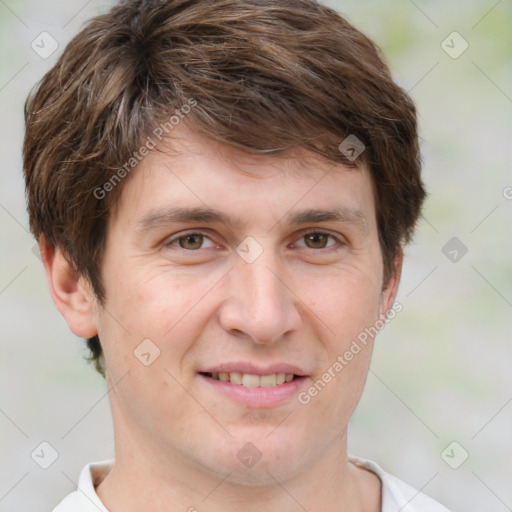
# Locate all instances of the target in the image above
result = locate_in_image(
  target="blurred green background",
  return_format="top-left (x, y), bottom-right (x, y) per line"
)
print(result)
top-left (0, 1), bottom-right (511, 510)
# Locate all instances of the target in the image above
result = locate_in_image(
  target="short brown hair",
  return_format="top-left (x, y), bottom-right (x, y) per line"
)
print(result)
top-left (23, 0), bottom-right (425, 375)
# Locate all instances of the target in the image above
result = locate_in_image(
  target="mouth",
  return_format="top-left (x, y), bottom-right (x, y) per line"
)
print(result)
top-left (197, 364), bottom-right (309, 407)
top-left (199, 371), bottom-right (303, 388)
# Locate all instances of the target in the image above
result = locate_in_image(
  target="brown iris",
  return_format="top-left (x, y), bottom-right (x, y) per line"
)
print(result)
top-left (178, 233), bottom-right (204, 250)
top-left (304, 233), bottom-right (330, 249)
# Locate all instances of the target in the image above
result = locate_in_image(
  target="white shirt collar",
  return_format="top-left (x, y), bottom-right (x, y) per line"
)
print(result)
top-left (53, 457), bottom-right (451, 512)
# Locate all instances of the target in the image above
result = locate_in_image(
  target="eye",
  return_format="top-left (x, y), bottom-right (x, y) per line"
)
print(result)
top-left (295, 231), bottom-right (339, 249)
top-left (168, 232), bottom-right (216, 250)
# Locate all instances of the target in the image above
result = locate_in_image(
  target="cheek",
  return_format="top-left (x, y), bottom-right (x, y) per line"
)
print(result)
top-left (101, 262), bottom-right (201, 335)
top-left (97, 272), bottom-right (208, 431)
top-left (301, 267), bottom-right (383, 420)
top-left (302, 265), bottom-right (383, 341)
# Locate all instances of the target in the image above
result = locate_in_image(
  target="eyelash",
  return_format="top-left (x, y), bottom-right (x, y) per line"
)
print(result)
top-left (166, 230), bottom-right (344, 251)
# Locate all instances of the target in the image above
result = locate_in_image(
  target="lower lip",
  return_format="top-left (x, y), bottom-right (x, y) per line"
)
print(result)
top-left (199, 374), bottom-right (308, 407)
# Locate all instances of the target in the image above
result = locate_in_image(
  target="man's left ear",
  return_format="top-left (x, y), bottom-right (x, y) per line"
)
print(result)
top-left (379, 248), bottom-right (403, 320)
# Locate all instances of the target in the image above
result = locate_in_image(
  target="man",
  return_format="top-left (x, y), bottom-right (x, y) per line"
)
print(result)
top-left (23, 0), bottom-right (451, 510)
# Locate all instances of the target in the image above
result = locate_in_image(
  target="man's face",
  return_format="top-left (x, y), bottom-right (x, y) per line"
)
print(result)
top-left (92, 128), bottom-right (399, 484)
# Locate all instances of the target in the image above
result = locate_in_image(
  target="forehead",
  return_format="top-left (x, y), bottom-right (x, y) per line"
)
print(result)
top-left (110, 126), bottom-right (376, 231)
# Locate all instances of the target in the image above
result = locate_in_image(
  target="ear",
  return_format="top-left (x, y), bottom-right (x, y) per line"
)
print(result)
top-left (39, 237), bottom-right (98, 338)
top-left (378, 247), bottom-right (403, 320)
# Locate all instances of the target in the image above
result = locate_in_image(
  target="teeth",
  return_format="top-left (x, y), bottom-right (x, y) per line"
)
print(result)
top-left (259, 374), bottom-right (276, 387)
top-left (230, 372), bottom-right (242, 385)
top-left (208, 372), bottom-right (296, 387)
top-left (242, 373), bottom-right (260, 387)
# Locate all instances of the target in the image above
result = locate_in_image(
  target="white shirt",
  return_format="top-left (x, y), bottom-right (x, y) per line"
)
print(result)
top-left (53, 456), bottom-right (451, 511)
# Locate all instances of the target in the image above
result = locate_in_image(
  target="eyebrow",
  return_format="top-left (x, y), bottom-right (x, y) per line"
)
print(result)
top-left (286, 207), bottom-right (368, 233)
top-left (136, 206), bottom-right (368, 234)
top-left (136, 207), bottom-right (246, 232)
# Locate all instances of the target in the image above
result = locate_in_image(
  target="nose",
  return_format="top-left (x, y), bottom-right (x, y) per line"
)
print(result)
top-left (218, 249), bottom-right (302, 345)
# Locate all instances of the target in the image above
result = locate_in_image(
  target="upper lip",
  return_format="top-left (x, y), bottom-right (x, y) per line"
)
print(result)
top-left (200, 362), bottom-right (308, 376)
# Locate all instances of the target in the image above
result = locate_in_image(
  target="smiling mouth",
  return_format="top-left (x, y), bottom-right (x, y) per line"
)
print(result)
top-left (199, 371), bottom-right (302, 388)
